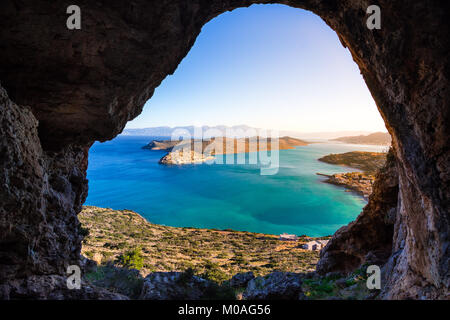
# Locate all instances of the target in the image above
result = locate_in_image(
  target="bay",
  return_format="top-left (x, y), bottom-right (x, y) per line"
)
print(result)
top-left (85, 136), bottom-right (386, 237)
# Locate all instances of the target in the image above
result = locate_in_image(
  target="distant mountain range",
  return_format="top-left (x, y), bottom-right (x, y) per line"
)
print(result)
top-left (331, 132), bottom-right (391, 146)
top-left (121, 125), bottom-right (381, 140)
top-left (122, 125), bottom-right (256, 138)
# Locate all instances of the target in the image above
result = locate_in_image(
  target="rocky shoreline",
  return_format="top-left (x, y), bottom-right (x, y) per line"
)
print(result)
top-left (317, 172), bottom-right (375, 199)
top-left (159, 150), bottom-right (215, 165)
top-left (317, 151), bottom-right (387, 198)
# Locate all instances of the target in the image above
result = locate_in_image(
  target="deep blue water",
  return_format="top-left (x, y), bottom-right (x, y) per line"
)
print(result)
top-left (85, 136), bottom-right (385, 236)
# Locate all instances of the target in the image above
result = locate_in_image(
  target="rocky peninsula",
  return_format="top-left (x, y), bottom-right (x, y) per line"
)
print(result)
top-left (317, 172), bottom-right (375, 199)
top-left (317, 151), bottom-right (387, 198)
top-left (143, 136), bottom-right (309, 165)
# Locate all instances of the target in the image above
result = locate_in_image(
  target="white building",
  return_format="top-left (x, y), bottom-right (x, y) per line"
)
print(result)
top-left (302, 240), bottom-right (329, 251)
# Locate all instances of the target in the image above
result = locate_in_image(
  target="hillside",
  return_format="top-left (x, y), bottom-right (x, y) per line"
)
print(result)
top-left (79, 207), bottom-right (374, 300)
top-left (79, 206), bottom-right (323, 279)
top-left (318, 151), bottom-right (387, 174)
top-left (331, 132), bottom-right (391, 146)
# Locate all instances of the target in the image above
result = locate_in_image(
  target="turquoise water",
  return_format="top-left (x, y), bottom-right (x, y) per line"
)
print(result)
top-left (85, 136), bottom-right (385, 237)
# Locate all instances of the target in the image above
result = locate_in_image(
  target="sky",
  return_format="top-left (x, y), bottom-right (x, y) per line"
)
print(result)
top-left (126, 4), bottom-right (387, 133)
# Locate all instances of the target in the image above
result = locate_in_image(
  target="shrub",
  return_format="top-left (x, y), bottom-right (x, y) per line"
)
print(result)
top-left (117, 247), bottom-right (144, 270)
top-left (201, 261), bottom-right (229, 284)
top-left (302, 279), bottom-right (335, 299)
top-left (85, 264), bottom-right (144, 299)
top-left (203, 282), bottom-right (236, 300)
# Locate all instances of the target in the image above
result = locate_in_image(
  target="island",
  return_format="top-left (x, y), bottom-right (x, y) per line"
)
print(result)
top-left (331, 132), bottom-right (391, 146)
top-left (317, 151), bottom-right (387, 198)
top-left (143, 136), bottom-right (309, 165)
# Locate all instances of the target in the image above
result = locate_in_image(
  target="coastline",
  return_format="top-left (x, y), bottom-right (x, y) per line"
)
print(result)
top-left (316, 172), bottom-right (374, 199)
top-left (315, 151), bottom-right (386, 199)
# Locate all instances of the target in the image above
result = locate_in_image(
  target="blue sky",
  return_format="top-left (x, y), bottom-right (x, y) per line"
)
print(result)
top-left (126, 4), bottom-right (386, 133)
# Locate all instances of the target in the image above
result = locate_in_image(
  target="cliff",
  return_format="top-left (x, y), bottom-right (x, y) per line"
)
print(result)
top-left (317, 150), bottom-right (399, 279)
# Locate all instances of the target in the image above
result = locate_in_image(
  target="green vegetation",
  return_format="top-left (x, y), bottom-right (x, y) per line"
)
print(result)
top-left (200, 261), bottom-right (229, 284)
top-left (78, 206), bottom-right (376, 300)
top-left (202, 282), bottom-right (237, 300)
top-left (303, 277), bottom-right (335, 299)
top-left (302, 266), bottom-right (375, 300)
top-left (117, 247), bottom-right (144, 270)
top-left (79, 206), bottom-right (324, 281)
top-left (85, 264), bottom-right (144, 298)
top-left (176, 267), bottom-right (237, 300)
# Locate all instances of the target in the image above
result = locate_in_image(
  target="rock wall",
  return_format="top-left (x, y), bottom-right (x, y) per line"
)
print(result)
top-left (0, 84), bottom-right (91, 298)
top-left (0, 0), bottom-right (448, 299)
top-left (317, 149), bottom-right (399, 275)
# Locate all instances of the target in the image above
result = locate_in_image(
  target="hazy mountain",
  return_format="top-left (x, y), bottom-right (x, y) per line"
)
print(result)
top-left (122, 126), bottom-right (376, 140)
top-left (278, 130), bottom-right (375, 140)
top-left (121, 125), bottom-right (257, 138)
top-left (331, 132), bottom-right (391, 145)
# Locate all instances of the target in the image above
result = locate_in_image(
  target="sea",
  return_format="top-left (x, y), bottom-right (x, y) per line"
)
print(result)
top-left (85, 136), bottom-right (386, 237)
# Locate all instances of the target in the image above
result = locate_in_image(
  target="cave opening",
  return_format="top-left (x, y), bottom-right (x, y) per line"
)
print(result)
top-left (81, 4), bottom-right (390, 280)
top-left (0, 1), bottom-right (446, 300)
